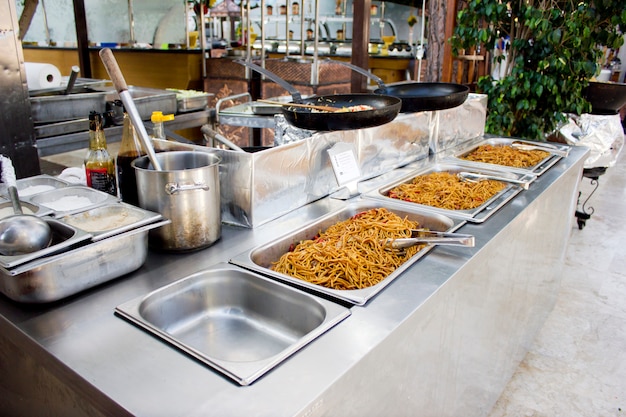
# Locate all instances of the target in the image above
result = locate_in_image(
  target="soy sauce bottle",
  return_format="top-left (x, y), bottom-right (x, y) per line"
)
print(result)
top-left (85, 111), bottom-right (116, 196)
top-left (116, 111), bottom-right (145, 206)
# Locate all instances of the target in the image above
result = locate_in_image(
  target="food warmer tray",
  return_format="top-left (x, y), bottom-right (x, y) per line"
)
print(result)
top-left (0, 219), bottom-right (169, 303)
top-left (0, 174), bottom-right (71, 198)
top-left (61, 203), bottom-right (164, 242)
top-left (115, 263), bottom-right (351, 386)
top-left (230, 200), bottom-right (466, 306)
top-left (445, 137), bottom-right (570, 176)
top-left (0, 218), bottom-right (92, 269)
top-left (27, 186), bottom-right (120, 217)
top-left (361, 162), bottom-right (532, 223)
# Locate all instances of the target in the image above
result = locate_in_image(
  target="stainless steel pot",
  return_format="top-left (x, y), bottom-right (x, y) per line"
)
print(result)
top-left (132, 151), bottom-right (221, 251)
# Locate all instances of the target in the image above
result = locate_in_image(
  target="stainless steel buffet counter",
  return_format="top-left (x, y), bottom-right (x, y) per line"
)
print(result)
top-left (0, 146), bottom-right (588, 417)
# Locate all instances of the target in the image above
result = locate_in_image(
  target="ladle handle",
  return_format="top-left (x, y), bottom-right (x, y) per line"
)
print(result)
top-left (325, 59), bottom-right (387, 89)
top-left (234, 60), bottom-right (303, 102)
top-left (8, 187), bottom-right (23, 215)
top-left (99, 48), bottom-right (162, 171)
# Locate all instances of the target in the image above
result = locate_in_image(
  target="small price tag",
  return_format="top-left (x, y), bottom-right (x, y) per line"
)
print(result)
top-left (327, 142), bottom-right (360, 186)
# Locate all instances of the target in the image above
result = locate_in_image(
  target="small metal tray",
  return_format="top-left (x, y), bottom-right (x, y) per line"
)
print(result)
top-left (361, 162), bottom-right (531, 223)
top-left (116, 263), bottom-right (351, 386)
top-left (167, 89), bottom-right (213, 113)
top-left (446, 137), bottom-right (569, 176)
top-left (0, 200), bottom-right (53, 218)
top-left (28, 186), bottom-right (119, 216)
top-left (230, 200), bottom-right (466, 305)
top-left (60, 203), bottom-right (164, 241)
top-left (0, 218), bottom-right (92, 269)
top-left (95, 86), bottom-right (177, 120)
top-left (0, 174), bottom-right (71, 199)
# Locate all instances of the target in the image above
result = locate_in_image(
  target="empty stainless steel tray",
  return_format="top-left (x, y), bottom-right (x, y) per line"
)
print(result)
top-left (115, 263), bottom-right (351, 385)
top-left (230, 200), bottom-right (466, 305)
top-left (29, 186), bottom-right (119, 216)
top-left (362, 162), bottom-right (531, 223)
top-left (447, 137), bottom-right (569, 176)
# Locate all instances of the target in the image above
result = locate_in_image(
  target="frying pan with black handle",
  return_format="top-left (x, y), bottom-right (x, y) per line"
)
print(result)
top-left (329, 59), bottom-right (470, 113)
top-left (235, 60), bottom-right (401, 131)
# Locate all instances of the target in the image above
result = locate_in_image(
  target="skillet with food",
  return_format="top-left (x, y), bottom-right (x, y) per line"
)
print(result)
top-left (235, 60), bottom-right (401, 131)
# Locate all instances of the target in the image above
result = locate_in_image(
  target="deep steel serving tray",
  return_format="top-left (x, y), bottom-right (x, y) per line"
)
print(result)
top-left (230, 200), bottom-right (466, 305)
top-left (0, 220), bottom-right (169, 303)
top-left (0, 218), bottom-right (92, 269)
top-left (361, 162), bottom-right (531, 223)
top-left (446, 137), bottom-right (570, 176)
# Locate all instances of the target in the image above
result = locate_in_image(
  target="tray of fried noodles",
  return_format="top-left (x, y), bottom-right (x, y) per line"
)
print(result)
top-left (230, 201), bottom-right (465, 305)
top-left (362, 162), bottom-right (533, 223)
top-left (446, 137), bottom-right (570, 176)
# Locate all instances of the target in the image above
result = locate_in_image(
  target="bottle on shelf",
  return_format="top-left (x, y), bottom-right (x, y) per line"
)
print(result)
top-left (116, 111), bottom-right (146, 206)
top-left (85, 111), bottom-right (116, 196)
top-left (150, 111), bottom-right (175, 140)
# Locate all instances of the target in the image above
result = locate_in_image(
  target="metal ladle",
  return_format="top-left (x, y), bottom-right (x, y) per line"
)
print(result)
top-left (0, 186), bottom-right (53, 256)
top-left (99, 48), bottom-right (162, 170)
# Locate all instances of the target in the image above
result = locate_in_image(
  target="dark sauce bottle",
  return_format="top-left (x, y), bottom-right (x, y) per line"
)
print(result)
top-left (116, 112), bottom-right (145, 206)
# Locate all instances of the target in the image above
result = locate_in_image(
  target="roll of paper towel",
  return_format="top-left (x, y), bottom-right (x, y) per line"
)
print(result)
top-left (25, 62), bottom-right (62, 90)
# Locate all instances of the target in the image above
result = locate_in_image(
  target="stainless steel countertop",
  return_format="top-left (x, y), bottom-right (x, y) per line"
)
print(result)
top-left (0, 146), bottom-right (588, 417)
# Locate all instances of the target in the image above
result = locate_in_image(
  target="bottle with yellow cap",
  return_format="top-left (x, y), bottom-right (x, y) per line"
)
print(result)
top-left (150, 111), bottom-right (175, 140)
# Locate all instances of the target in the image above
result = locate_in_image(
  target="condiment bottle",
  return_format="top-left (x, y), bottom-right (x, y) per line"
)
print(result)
top-left (150, 111), bottom-right (175, 140)
top-left (116, 111), bottom-right (145, 206)
top-left (85, 111), bottom-right (116, 196)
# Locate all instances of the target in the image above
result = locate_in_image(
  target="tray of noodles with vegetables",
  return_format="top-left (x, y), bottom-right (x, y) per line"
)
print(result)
top-left (446, 137), bottom-right (570, 177)
top-left (230, 201), bottom-right (466, 305)
top-left (362, 162), bottom-right (535, 223)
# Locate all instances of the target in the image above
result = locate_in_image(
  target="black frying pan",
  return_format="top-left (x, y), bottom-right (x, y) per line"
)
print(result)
top-left (330, 59), bottom-right (470, 113)
top-left (235, 60), bottom-right (402, 131)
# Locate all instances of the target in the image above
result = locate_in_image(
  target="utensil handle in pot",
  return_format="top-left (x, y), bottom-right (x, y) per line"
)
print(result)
top-left (99, 48), bottom-right (162, 171)
top-left (234, 60), bottom-right (303, 102)
top-left (165, 182), bottom-right (210, 195)
top-left (325, 58), bottom-right (386, 89)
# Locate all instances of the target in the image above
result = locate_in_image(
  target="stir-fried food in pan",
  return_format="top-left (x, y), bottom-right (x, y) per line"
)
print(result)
top-left (271, 208), bottom-right (425, 290)
top-left (461, 144), bottom-right (550, 168)
top-left (387, 171), bottom-right (506, 210)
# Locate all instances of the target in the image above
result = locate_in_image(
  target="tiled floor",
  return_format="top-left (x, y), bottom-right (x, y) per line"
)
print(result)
top-left (40, 144), bottom-right (626, 417)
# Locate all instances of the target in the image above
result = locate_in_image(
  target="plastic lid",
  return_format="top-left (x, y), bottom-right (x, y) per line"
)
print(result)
top-left (151, 111), bottom-right (175, 123)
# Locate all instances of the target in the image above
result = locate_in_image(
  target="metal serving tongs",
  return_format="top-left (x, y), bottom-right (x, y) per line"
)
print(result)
top-left (382, 229), bottom-right (475, 250)
top-left (511, 142), bottom-right (569, 157)
top-left (457, 171), bottom-right (531, 190)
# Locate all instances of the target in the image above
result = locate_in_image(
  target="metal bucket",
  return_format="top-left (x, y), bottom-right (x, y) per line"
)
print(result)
top-left (132, 151), bottom-right (221, 251)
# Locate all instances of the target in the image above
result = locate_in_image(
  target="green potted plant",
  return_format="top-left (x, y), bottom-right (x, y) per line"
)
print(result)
top-left (450, 0), bottom-right (626, 140)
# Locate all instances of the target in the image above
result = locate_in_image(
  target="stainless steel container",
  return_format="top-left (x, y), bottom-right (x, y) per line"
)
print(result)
top-left (133, 151), bottom-right (221, 251)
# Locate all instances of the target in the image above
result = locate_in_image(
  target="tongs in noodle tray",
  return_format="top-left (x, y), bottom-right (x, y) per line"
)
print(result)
top-left (382, 230), bottom-right (475, 250)
top-left (511, 142), bottom-right (569, 157)
top-left (457, 171), bottom-right (531, 190)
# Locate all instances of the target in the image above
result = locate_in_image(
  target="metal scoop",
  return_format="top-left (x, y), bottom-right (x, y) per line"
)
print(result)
top-left (0, 186), bottom-right (53, 256)
top-left (382, 230), bottom-right (475, 250)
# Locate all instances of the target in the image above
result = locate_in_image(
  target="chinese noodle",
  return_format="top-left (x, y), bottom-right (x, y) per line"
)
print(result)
top-left (270, 208), bottom-right (424, 290)
top-left (388, 171), bottom-right (506, 210)
top-left (461, 144), bottom-right (550, 168)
